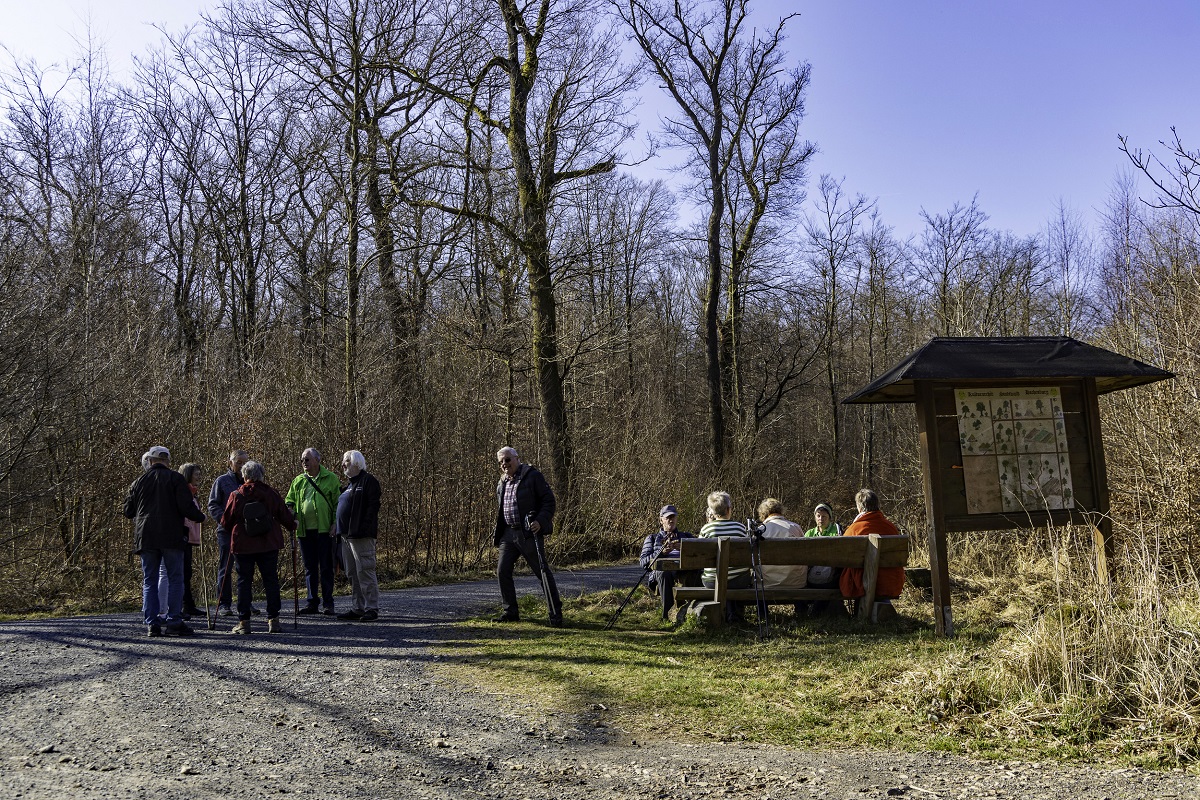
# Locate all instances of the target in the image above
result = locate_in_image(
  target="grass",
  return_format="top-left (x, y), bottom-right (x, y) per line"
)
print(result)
top-left (433, 547), bottom-right (1200, 773)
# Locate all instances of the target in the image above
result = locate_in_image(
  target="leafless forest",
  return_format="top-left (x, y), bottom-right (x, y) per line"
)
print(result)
top-left (1, 0), bottom-right (1197, 612)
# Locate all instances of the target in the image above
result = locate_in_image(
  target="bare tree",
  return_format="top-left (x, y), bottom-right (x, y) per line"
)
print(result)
top-left (614, 0), bottom-right (811, 466)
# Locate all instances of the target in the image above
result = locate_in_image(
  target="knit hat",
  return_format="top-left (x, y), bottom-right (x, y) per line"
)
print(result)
top-left (814, 503), bottom-right (833, 517)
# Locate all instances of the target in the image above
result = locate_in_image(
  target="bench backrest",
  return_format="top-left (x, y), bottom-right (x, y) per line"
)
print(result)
top-left (679, 535), bottom-right (910, 570)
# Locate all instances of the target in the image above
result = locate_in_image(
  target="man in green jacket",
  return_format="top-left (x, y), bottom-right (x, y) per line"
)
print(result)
top-left (285, 448), bottom-right (342, 615)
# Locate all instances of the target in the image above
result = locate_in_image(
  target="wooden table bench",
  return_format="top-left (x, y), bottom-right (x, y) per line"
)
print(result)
top-left (668, 535), bottom-right (911, 626)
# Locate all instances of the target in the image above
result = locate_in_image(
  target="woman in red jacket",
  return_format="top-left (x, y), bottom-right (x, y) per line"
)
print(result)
top-left (220, 461), bottom-right (297, 634)
top-left (839, 488), bottom-right (905, 603)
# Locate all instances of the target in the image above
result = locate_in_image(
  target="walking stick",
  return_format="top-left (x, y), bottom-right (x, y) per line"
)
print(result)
top-left (604, 569), bottom-right (648, 630)
top-left (526, 514), bottom-right (562, 624)
top-left (747, 519), bottom-right (770, 639)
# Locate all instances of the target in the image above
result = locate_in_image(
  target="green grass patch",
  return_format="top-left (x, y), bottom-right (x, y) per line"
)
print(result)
top-left (434, 585), bottom-right (1200, 773)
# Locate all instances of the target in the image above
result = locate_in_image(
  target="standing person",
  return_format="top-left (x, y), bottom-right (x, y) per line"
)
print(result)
top-left (803, 502), bottom-right (843, 617)
top-left (208, 450), bottom-right (258, 617)
top-left (284, 448), bottom-right (341, 616)
top-left (154, 462), bottom-right (206, 620)
top-left (336, 450), bottom-right (382, 622)
top-left (124, 446), bottom-right (206, 638)
top-left (639, 505), bottom-right (698, 620)
top-left (839, 489), bottom-right (905, 613)
top-left (220, 461), bottom-right (296, 634)
top-left (492, 446), bottom-right (562, 627)
top-left (698, 491), bottom-right (749, 623)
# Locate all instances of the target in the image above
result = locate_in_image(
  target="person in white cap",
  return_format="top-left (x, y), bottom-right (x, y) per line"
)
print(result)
top-left (123, 446), bottom-right (206, 637)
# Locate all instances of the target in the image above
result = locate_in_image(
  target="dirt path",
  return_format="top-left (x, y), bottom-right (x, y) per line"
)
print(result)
top-left (1, 566), bottom-right (1194, 799)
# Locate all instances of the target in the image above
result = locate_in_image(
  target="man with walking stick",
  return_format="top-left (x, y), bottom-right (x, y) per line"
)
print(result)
top-left (285, 448), bottom-right (341, 617)
top-left (492, 446), bottom-right (562, 627)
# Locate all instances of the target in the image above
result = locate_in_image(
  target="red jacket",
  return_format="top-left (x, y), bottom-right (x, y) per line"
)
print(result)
top-left (839, 510), bottom-right (905, 599)
top-left (221, 480), bottom-right (296, 555)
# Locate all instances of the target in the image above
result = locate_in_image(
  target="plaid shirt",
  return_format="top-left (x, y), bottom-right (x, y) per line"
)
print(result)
top-left (501, 465), bottom-right (526, 528)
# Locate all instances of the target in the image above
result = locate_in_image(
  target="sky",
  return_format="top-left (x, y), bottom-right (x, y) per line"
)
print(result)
top-left (3, 0), bottom-right (1199, 240)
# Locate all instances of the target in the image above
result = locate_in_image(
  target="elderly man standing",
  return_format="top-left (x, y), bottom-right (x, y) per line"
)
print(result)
top-left (209, 449), bottom-right (256, 617)
top-left (336, 450), bottom-right (382, 622)
top-left (285, 448), bottom-right (341, 615)
top-left (124, 446), bottom-right (206, 637)
top-left (493, 446), bottom-right (562, 627)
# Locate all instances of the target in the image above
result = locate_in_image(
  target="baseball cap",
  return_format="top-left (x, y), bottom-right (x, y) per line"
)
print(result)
top-left (659, 505), bottom-right (678, 517)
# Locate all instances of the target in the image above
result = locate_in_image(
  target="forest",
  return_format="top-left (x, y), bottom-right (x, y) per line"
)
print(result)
top-left (1, 0), bottom-right (1198, 613)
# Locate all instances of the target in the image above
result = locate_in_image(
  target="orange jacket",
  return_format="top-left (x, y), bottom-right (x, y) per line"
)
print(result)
top-left (839, 511), bottom-right (905, 599)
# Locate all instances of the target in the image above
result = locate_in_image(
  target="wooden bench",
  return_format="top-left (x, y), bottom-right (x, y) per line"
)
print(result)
top-left (670, 535), bottom-right (911, 625)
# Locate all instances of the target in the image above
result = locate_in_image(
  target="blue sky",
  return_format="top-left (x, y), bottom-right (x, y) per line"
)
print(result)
top-left (4, 1), bottom-right (1199, 239)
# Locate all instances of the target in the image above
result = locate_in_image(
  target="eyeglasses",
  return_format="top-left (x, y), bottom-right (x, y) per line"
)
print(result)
top-left (497, 457), bottom-right (512, 465)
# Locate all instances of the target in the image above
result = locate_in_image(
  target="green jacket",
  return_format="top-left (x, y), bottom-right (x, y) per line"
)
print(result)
top-left (804, 522), bottom-right (841, 537)
top-left (284, 466), bottom-right (342, 537)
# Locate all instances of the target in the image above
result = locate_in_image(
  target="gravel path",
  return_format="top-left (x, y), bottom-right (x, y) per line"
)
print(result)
top-left (1, 565), bottom-right (1195, 799)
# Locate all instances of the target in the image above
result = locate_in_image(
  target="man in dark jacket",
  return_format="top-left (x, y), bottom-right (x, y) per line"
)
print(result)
top-left (493, 446), bottom-right (562, 626)
top-left (124, 445), bottom-right (206, 638)
top-left (208, 449), bottom-right (251, 617)
top-left (336, 450), bottom-right (382, 621)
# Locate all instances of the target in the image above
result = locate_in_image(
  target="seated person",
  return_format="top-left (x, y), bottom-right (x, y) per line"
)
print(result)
top-left (839, 489), bottom-right (904, 606)
top-left (639, 505), bottom-right (699, 619)
top-left (756, 498), bottom-right (807, 589)
top-left (699, 491), bottom-right (749, 623)
top-left (802, 502), bottom-right (843, 617)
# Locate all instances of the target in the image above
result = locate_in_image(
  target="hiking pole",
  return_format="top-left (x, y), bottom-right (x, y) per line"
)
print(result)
top-left (200, 525), bottom-right (214, 630)
top-left (526, 513), bottom-right (562, 625)
top-left (604, 568), bottom-right (648, 630)
top-left (747, 519), bottom-right (770, 639)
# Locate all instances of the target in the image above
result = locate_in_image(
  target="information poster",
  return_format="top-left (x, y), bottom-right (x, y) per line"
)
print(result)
top-left (956, 387), bottom-right (1074, 514)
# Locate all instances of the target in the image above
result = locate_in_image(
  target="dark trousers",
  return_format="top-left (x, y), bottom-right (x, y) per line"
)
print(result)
top-left (702, 572), bottom-right (752, 623)
top-left (497, 528), bottom-right (562, 621)
top-left (235, 550), bottom-right (281, 621)
top-left (298, 531), bottom-right (335, 610)
top-left (654, 569), bottom-right (702, 618)
top-left (216, 529), bottom-right (233, 607)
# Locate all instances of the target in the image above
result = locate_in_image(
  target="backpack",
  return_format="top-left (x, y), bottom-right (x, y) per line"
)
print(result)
top-left (243, 499), bottom-right (272, 537)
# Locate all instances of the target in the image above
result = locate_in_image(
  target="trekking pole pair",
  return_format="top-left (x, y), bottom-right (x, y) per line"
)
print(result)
top-left (746, 519), bottom-right (770, 639)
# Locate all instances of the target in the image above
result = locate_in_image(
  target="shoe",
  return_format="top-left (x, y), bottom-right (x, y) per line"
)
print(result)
top-left (267, 617), bottom-right (282, 633)
top-left (182, 606), bottom-right (202, 618)
top-left (218, 605), bottom-right (233, 617)
top-left (179, 611), bottom-right (192, 621)
top-left (337, 610), bottom-right (364, 621)
top-left (164, 622), bottom-right (195, 637)
top-left (322, 607), bottom-right (335, 616)
top-left (359, 610), bottom-right (378, 622)
top-left (231, 620), bottom-right (251, 635)
top-left (147, 624), bottom-right (162, 638)
top-left (250, 606), bottom-right (263, 616)
top-left (297, 606), bottom-right (319, 615)
top-left (548, 617), bottom-right (563, 628)
top-left (492, 612), bottom-right (519, 623)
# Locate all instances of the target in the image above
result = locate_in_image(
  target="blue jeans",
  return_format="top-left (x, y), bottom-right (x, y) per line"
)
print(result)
top-left (141, 549), bottom-right (184, 626)
top-left (298, 531), bottom-right (335, 610)
top-left (216, 529), bottom-right (233, 607)
top-left (235, 550), bottom-right (281, 621)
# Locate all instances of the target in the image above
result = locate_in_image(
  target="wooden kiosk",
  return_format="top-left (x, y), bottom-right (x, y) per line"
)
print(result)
top-left (843, 337), bottom-right (1172, 636)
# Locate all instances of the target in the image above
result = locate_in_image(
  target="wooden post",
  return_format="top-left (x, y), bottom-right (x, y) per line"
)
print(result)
top-left (1082, 378), bottom-right (1115, 586)
top-left (859, 534), bottom-right (881, 621)
top-left (916, 382), bottom-right (954, 636)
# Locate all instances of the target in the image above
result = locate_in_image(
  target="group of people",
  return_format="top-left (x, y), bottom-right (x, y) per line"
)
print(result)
top-left (123, 445), bottom-right (381, 637)
top-left (639, 488), bottom-right (904, 623)
top-left (125, 438), bottom-right (901, 636)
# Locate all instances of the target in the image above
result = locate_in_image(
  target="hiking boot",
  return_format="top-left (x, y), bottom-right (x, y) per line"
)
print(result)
top-left (321, 607), bottom-right (336, 616)
top-left (491, 612), bottom-right (519, 623)
top-left (548, 617), bottom-right (563, 628)
top-left (164, 622), bottom-right (195, 637)
top-left (250, 606), bottom-right (263, 616)
top-left (297, 605), bottom-right (319, 615)
top-left (147, 624), bottom-right (162, 638)
top-left (218, 605), bottom-right (233, 617)
top-left (182, 605), bottom-right (202, 618)
top-left (337, 609), bottom-right (364, 621)
top-left (231, 620), bottom-right (252, 635)
top-left (359, 610), bottom-right (378, 622)
top-left (267, 617), bottom-right (282, 633)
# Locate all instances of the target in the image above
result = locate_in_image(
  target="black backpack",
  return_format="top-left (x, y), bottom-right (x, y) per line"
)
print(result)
top-left (243, 499), bottom-right (272, 537)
